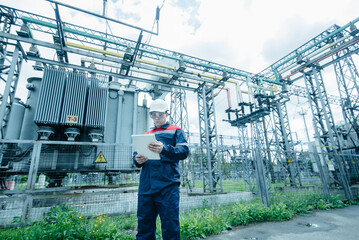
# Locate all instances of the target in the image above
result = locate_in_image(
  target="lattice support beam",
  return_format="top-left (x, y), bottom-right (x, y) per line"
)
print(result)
top-left (251, 119), bottom-right (270, 206)
top-left (170, 86), bottom-right (192, 191)
top-left (271, 99), bottom-right (302, 186)
top-left (237, 125), bottom-right (255, 191)
top-left (333, 53), bottom-right (359, 143)
top-left (303, 66), bottom-right (353, 200)
top-left (197, 85), bottom-right (223, 193)
top-left (0, 44), bottom-right (23, 139)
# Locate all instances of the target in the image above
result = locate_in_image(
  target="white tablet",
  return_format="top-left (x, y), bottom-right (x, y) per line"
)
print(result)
top-left (131, 134), bottom-right (160, 160)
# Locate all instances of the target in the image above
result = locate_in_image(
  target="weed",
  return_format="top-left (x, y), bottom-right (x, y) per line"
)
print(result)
top-left (0, 192), bottom-right (358, 240)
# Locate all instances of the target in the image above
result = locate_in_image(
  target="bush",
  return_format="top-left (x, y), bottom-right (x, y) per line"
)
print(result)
top-left (1, 192), bottom-right (358, 240)
top-left (0, 205), bottom-right (136, 240)
top-left (179, 201), bottom-right (294, 239)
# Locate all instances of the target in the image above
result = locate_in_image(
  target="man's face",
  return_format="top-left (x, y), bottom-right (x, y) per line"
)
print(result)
top-left (150, 111), bottom-right (168, 128)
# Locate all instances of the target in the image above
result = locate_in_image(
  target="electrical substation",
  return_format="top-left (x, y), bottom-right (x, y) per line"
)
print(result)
top-left (0, 0), bottom-right (359, 227)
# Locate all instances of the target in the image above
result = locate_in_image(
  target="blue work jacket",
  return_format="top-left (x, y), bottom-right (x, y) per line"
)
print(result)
top-left (133, 122), bottom-right (189, 195)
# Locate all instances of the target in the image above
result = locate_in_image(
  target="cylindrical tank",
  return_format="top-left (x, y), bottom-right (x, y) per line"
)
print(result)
top-left (5, 98), bottom-right (25, 139)
top-left (119, 89), bottom-right (137, 144)
top-left (91, 85), bottom-right (150, 170)
top-left (20, 77), bottom-right (42, 140)
top-left (137, 105), bottom-right (150, 134)
top-left (104, 81), bottom-right (122, 144)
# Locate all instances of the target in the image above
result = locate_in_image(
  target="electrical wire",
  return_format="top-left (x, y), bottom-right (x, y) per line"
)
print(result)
top-left (144, 0), bottom-right (166, 45)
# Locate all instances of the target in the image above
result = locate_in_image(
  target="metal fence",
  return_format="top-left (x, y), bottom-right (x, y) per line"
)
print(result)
top-left (0, 139), bottom-right (358, 228)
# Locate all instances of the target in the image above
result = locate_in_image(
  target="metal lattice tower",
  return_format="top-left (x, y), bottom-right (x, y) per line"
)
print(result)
top-left (170, 87), bottom-right (189, 137)
top-left (170, 85), bottom-right (193, 190)
top-left (262, 113), bottom-right (276, 183)
top-left (267, 112), bottom-right (285, 183)
top-left (0, 47), bottom-right (23, 139)
top-left (271, 99), bottom-right (302, 186)
top-left (251, 118), bottom-right (270, 206)
top-left (303, 66), bottom-right (353, 200)
top-left (225, 81), bottom-right (273, 203)
top-left (251, 85), bottom-right (271, 205)
top-left (253, 84), bottom-right (275, 186)
top-left (0, 8), bottom-right (24, 139)
top-left (197, 85), bottom-right (223, 192)
top-left (237, 125), bottom-right (255, 191)
top-left (333, 53), bottom-right (359, 141)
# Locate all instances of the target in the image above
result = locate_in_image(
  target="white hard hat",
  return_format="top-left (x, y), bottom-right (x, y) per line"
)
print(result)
top-left (149, 99), bottom-right (169, 113)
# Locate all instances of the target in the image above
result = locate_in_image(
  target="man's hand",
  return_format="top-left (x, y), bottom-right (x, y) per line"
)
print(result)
top-left (135, 154), bottom-right (148, 165)
top-left (148, 141), bottom-right (164, 154)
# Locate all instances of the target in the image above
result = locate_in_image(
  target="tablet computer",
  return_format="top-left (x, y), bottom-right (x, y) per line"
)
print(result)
top-left (131, 134), bottom-right (160, 160)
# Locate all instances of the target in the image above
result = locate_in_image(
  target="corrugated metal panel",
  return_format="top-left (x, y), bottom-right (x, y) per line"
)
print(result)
top-left (85, 76), bottom-right (107, 129)
top-left (34, 68), bottom-right (66, 125)
top-left (60, 71), bottom-right (88, 127)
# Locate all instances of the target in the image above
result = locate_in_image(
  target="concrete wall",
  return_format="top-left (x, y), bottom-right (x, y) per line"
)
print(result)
top-left (0, 188), bottom-right (253, 226)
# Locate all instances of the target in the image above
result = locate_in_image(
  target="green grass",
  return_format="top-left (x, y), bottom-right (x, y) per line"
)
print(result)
top-left (0, 205), bottom-right (137, 240)
top-left (192, 179), bottom-right (247, 192)
top-left (193, 178), bottom-right (322, 193)
top-left (1, 191), bottom-right (358, 240)
top-left (221, 179), bottom-right (246, 192)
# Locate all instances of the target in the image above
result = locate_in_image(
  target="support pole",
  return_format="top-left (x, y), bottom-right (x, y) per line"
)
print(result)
top-left (303, 67), bottom-right (353, 200)
top-left (197, 85), bottom-right (223, 193)
top-left (0, 46), bottom-right (20, 138)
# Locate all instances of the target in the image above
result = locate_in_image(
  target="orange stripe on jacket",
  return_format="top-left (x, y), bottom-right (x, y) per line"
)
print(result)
top-left (145, 125), bottom-right (180, 134)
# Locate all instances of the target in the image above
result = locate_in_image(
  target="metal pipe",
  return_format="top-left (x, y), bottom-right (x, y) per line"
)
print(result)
top-left (132, 91), bottom-right (138, 137)
top-left (75, 43), bottom-right (227, 83)
top-left (283, 37), bottom-right (359, 80)
top-left (21, 16), bottom-right (260, 82)
top-left (27, 55), bottom-right (197, 91)
top-left (116, 90), bottom-right (123, 143)
top-left (80, 56), bottom-right (224, 89)
top-left (274, 17), bottom-right (359, 70)
top-left (279, 34), bottom-right (351, 77)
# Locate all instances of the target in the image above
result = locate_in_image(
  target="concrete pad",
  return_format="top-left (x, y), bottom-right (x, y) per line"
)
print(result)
top-left (206, 205), bottom-right (359, 240)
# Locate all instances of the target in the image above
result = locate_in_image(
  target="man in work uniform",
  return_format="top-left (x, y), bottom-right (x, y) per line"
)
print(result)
top-left (133, 98), bottom-right (189, 240)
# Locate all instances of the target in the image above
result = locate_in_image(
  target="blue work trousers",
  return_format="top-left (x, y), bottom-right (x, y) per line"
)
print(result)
top-left (136, 184), bottom-right (180, 240)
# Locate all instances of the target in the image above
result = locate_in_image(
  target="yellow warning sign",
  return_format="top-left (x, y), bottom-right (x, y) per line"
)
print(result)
top-left (94, 152), bottom-right (107, 163)
top-left (288, 157), bottom-right (292, 163)
top-left (328, 160), bottom-right (332, 165)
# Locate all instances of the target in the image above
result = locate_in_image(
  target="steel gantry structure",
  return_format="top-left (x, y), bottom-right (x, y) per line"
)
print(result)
top-left (1, 0), bottom-right (359, 201)
top-left (223, 17), bottom-right (359, 203)
top-left (333, 50), bottom-right (359, 142)
top-left (303, 66), bottom-right (353, 200)
top-left (169, 81), bottom-right (193, 190)
top-left (254, 18), bottom-right (359, 201)
top-left (0, 1), bottom-right (259, 194)
top-left (270, 97), bottom-right (302, 187)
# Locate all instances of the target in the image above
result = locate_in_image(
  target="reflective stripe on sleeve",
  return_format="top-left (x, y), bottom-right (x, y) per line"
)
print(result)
top-left (152, 130), bottom-right (176, 135)
top-left (176, 143), bottom-right (188, 146)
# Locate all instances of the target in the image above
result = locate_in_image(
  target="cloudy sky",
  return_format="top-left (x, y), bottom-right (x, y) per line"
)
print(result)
top-left (3, 0), bottom-right (359, 145)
